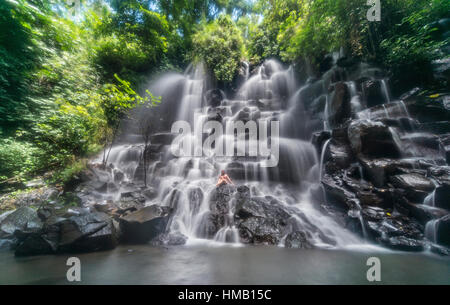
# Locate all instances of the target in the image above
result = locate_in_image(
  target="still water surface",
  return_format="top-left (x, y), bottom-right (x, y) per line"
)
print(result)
top-left (0, 245), bottom-right (449, 284)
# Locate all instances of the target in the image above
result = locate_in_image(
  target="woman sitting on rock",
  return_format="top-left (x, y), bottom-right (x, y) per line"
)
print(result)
top-left (216, 170), bottom-right (234, 187)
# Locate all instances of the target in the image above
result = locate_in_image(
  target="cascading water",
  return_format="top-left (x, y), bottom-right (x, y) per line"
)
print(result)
top-left (99, 59), bottom-right (363, 248)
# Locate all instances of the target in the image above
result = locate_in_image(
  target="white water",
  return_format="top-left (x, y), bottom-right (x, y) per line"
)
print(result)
top-left (96, 58), bottom-right (449, 251)
top-left (99, 59), bottom-right (366, 249)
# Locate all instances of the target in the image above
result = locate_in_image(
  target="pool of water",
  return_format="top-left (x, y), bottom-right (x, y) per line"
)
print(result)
top-left (0, 245), bottom-right (449, 284)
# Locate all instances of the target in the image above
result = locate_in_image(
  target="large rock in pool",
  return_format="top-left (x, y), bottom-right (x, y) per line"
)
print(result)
top-left (379, 236), bottom-right (425, 252)
top-left (14, 215), bottom-right (62, 256)
top-left (284, 231), bottom-right (314, 249)
top-left (203, 185), bottom-right (236, 238)
top-left (0, 207), bottom-right (43, 239)
top-left (234, 189), bottom-right (292, 245)
top-left (119, 205), bottom-right (171, 243)
top-left (58, 212), bottom-right (118, 253)
top-left (348, 120), bottom-right (401, 158)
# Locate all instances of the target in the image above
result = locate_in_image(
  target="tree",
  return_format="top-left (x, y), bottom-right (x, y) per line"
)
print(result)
top-left (192, 15), bottom-right (244, 83)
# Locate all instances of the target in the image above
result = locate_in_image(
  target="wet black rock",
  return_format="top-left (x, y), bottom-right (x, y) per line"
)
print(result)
top-left (209, 185), bottom-right (235, 215)
top-left (321, 173), bottom-right (356, 210)
top-left (235, 195), bottom-right (292, 245)
top-left (390, 173), bottom-right (435, 202)
top-left (327, 82), bottom-right (351, 128)
top-left (311, 131), bottom-right (331, 155)
top-left (59, 211), bottom-right (117, 253)
top-left (427, 166), bottom-right (450, 185)
top-left (14, 231), bottom-right (58, 256)
top-left (2, 187), bottom-right (61, 212)
top-left (113, 169), bottom-right (125, 183)
top-left (119, 205), bottom-right (171, 243)
top-left (284, 231), bottom-right (314, 249)
top-left (362, 80), bottom-right (388, 107)
top-left (358, 157), bottom-right (409, 187)
top-left (439, 134), bottom-right (450, 164)
top-left (406, 95), bottom-right (450, 124)
top-left (358, 205), bottom-right (424, 251)
top-left (348, 120), bottom-right (401, 159)
top-left (204, 185), bottom-right (236, 238)
top-left (379, 236), bottom-right (424, 252)
top-left (434, 184), bottom-right (450, 210)
top-left (435, 215), bottom-right (450, 247)
top-left (150, 232), bottom-right (188, 246)
top-left (143, 187), bottom-right (158, 200)
top-left (403, 202), bottom-right (448, 225)
top-left (205, 89), bottom-right (225, 107)
top-left (0, 207), bottom-right (43, 239)
top-left (323, 140), bottom-right (354, 171)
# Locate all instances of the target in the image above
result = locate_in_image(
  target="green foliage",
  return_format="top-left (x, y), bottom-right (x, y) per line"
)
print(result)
top-left (379, 0), bottom-right (450, 89)
top-left (51, 160), bottom-right (86, 185)
top-left (101, 74), bottom-right (162, 128)
top-left (0, 0), bottom-right (161, 186)
top-left (90, 4), bottom-right (170, 82)
top-left (247, 23), bottom-right (280, 64)
top-left (256, 0), bottom-right (449, 90)
top-left (0, 139), bottom-right (42, 181)
top-left (192, 15), bottom-right (244, 82)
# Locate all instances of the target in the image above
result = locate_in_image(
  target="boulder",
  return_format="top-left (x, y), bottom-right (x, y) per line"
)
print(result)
top-left (93, 201), bottom-right (115, 213)
top-left (150, 232), bottom-right (188, 246)
top-left (327, 82), bottom-right (351, 128)
top-left (321, 173), bottom-right (356, 210)
top-left (360, 206), bottom-right (424, 250)
top-left (119, 205), bottom-right (171, 243)
top-left (205, 89), bottom-right (225, 108)
top-left (435, 215), bottom-right (450, 247)
top-left (434, 184), bottom-right (450, 210)
top-left (379, 236), bottom-right (424, 252)
top-left (439, 134), bottom-right (450, 164)
top-left (0, 207), bottom-right (43, 239)
top-left (405, 95), bottom-right (450, 124)
top-left (2, 187), bottom-right (60, 212)
top-left (58, 211), bottom-right (117, 253)
top-left (67, 221), bottom-right (118, 252)
top-left (358, 157), bottom-right (421, 187)
top-left (323, 140), bottom-right (354, 170)
top-left (348, 120), bottom-right (401, 158)
top-left (14, 220), bottom-right (60, 256)
top-left (203, 185), bottom-right (236, 238)
top-left (209, 185), bottom-right (235, 215)
top-left (113, 169), bottom-right (125, 183)
top-left (427, 166), bottom-right (450, 185)
top-left (390, 173), bottom-right (435, 202)
top-left (143, 187), bottom-right (158, 200)
top-left (404, 203), bottom-right (448, 225)
top-left (311, 131), bottom-right (331, 155)
top-left (284, 231), bottom-right (314, 249)
top-left (235, 195), bottom-right (292, 245)
top-left (362, 80), bottom-right (388, 107)
top-left (120, 191), bottom-right (146, 203)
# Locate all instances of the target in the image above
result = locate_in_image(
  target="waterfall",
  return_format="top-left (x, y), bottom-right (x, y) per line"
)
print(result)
top-left (98, 59), bottom-right (367, 248)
